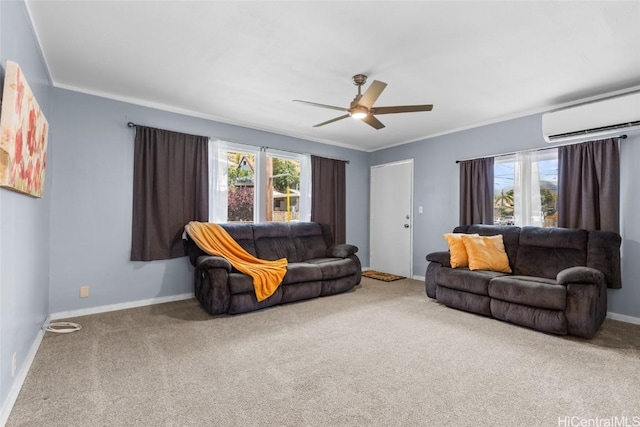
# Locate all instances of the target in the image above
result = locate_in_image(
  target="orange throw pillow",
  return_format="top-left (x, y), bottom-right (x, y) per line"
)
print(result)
top-left (443, 233), bottom-right (478, 268)
top-left (460, 234), bottom-right (512, 273)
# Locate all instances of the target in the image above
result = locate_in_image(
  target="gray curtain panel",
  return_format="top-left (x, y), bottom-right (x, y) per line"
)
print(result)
top-left (459, 157), bottom-right (494, 225)
top-left (311, 155), bottom-right (346, 244)
top-left (131, 126), bottom-right (209, 261)
top-left (557, 138), bottom-right (620, 233)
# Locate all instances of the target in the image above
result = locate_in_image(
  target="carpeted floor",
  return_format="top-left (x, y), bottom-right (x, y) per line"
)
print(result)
top-left (7, 278), bottom-right (640, 426)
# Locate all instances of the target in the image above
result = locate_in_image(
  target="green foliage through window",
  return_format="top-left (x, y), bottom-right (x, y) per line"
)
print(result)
top-left (272, 158), bottom-right (300, 192)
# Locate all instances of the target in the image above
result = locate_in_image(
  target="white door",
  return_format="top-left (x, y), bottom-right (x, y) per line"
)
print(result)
top-left (370, 159), bottom-right (413, 277)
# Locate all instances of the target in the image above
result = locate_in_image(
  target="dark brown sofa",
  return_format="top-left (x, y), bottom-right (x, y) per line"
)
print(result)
top-left (425, 225), bottom-right (621, 338)
top-left (185, 222), bottom-right (361, 315)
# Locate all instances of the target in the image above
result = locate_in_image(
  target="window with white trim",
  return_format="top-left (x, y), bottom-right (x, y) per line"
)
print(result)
top-left (265, 149), bottom-right (311, 223)
top-left (209, 139), bottom-right (311, 223)
top-left (494, 149), bottom-right (558, 227)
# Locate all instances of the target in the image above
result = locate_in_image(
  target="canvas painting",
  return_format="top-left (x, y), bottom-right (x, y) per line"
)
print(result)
top-left (0, 60), bottom-right (48, 197)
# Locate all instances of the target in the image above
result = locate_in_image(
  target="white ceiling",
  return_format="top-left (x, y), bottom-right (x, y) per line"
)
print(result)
top-left (25, 1), bottom-right (640, 152)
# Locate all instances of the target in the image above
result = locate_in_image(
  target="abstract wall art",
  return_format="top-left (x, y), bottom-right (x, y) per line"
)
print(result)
top-left (0, 60), bottom-right (48, 197)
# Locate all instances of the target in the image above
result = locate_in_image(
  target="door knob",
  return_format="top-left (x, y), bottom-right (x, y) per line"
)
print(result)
top-left (404, 224), bottom-right (410, 228)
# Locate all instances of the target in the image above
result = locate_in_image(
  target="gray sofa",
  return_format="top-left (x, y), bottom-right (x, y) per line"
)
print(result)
top-left (185, 222), bottom-right (361, 315)
top-left (425, 225), bottom-right (621, 338)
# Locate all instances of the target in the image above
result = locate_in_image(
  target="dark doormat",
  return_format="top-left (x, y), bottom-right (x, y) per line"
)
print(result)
top-left (362, 270), bottom-right (406, 282)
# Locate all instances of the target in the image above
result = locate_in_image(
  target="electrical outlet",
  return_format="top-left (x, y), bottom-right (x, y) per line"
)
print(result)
top-left (12, 353), bottom-right (16, 377)
top-left (80, 286), bottom-right (89, 298)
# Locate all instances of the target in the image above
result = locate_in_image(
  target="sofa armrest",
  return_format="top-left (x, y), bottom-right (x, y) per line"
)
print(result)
top-left (327, 244), bottom-right (358, 258)
top-left (565, 281), bottom-right (607, 338)
top-left (426, 251), bottom-right (451, 268)
top-left (194, 257), bottom-right (232, 315)
top-left (556, 266), bottom-right (605, 286)
top-left (196, 255), bottom-right (232, 272)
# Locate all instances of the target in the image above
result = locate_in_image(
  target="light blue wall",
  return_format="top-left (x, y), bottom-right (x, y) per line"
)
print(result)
top-left (0, 0), bottom-right (52, 416)
top-left (371, 114), bottom-right (640, 318)
top-left (48, 88), bottom-right (370, 313)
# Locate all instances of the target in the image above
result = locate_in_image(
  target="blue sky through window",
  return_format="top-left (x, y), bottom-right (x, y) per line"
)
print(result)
top-left (494, 151), bottom-right (558, 192)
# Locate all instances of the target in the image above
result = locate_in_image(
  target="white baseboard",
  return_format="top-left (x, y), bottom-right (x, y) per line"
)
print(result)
top-left (49, 293), bottom-right (194, 321)
top-left (0, 315), bottom-right (50, 427)
top-left (606, 311), bottom-right (640, 326)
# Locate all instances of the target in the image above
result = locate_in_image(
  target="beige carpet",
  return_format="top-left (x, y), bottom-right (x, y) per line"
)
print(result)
top-left (7, 278), bottom-right (640, 426)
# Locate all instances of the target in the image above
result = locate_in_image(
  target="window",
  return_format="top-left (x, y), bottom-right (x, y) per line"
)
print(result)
top-left (209, 140), bottom-right (259, 223)
top-left (265, 150), bottom-right (310, 223)
top-left (209, 140), bottom-right (310, 223)
top-left (226, 151), bottom-right (256, 222)
top-left (494, 149), bottom-right (558, 227)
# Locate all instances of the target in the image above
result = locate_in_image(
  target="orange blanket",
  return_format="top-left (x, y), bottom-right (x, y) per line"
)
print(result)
top-left (185, 221), bottom-right (287, 302)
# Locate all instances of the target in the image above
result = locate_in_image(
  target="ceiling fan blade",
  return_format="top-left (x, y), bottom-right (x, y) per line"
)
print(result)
top-left (358, 80), bottom-right (387, 109)
top-left (313, 114), bottom-right (350, 127)
top-left (293, 100), bottom-right (348, 112)
top-left (372, 105), bottom-right (434, 115)
top-left (362, 114), bottom-right (385, 130)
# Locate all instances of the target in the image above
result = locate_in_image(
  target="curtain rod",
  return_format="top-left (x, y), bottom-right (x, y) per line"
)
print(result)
top-left (127, 122), bottom-right (350, 164)
top-left (455, 134), bottom-right (627, 164)
top-left (126, 121), bottom-right (208, 138)
top-left (262, 146), bottom-right (350, 164)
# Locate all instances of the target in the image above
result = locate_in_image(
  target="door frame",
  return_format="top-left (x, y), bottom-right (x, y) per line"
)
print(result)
top-left (369, 159), bottom-right (414, 278)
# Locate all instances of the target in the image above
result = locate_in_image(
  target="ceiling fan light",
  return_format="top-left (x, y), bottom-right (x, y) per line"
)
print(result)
top-left (350, 105), bottom-right (369, 120)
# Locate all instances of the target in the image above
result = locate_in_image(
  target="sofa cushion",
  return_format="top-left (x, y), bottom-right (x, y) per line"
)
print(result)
top-left (436, 286), bottom-right (491, 316)
top-left (514, 227), bottom-right (587, 279)
top-left (188, 224), bottom-right (257, 265)
top-left (281, 281), bottom-right (323, 303)
top-left (228, 287), bottom-right (283, 314)
top-left (220, 223), bottom-right (257, 257)
top-left (443, 233), bottom-right (477, 268)
top-left (327, 244), bottom-right (358, 258)
top-left (435, 268), bottom-right (509, 296)
top-left (305, 258), bottom-right (358, 279)
top-left (488, 276), bottom-right (566, 310)
top-left (290, 222), bottom-right (328, 261)
top-left (228, 263), bottom-right (323, 294)
top-left (282, 262), bottom-right (323, 284)
top-left (464, 225), bottom-right (521, 271)
top-left (321, 275), bottom-right (360, 296)
top-left (228, 272), bottom-right (254, 294)
top-left (490, 299), bottom-right (567, 335)
top-left (461, 234), bottom-right (512, 273)
top-left (587, 230), bottom-right (622, 289)
top-left (252, 223), bottom-right (298, 261)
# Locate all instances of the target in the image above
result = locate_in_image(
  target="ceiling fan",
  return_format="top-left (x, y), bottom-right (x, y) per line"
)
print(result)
top-left (293, 74), bottom-right (433, 130)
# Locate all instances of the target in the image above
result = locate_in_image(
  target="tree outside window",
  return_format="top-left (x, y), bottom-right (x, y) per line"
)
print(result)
top-left (267, 156), bottom-right (301, 222)
top-left (494, 151), bottom-right (558, 227)
top-left (227, 152), bottom-right (255, 222)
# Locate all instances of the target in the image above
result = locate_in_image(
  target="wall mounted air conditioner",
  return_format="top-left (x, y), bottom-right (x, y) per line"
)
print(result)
top-left (542, 91), bottom-right (640, 143)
